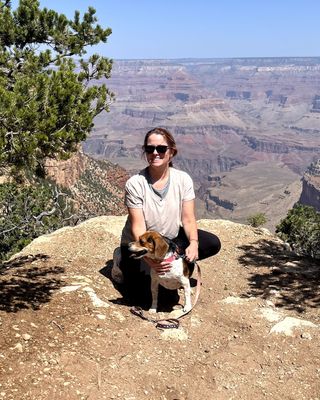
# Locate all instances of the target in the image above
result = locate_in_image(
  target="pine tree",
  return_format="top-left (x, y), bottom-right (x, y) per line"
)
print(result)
top-left (0, 0), bottom-right (114, 175)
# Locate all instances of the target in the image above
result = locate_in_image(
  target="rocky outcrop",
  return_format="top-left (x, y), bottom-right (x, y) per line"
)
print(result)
top-left (226, 90), bottom-right (251, 100)
top-left (217, 155), bottom-right (245, 171)
top-left (83, 138), bottom-right (144, 160)
top-left (82, 138), bottom-right (126, 158)
top-left (1, 216), bottom-right (319, 399)
top-left (45, 150), bottom-right (128, 217)
top-left (299, 159), bottom-right (320, 211)
top-left (299, 176), bottom-right (320, 211)
top-left (311, 95), bottom-right (320, 112)
top-left (207, 191), bottom-right (237, 211)
top-left (45, 149), bottom-right (88, 187)
top-left (242, 136), bottom-right (289, 153)
top-left (173, 124), bottom-right (244, 136)
top-left (242, 135), bottom-right (319, 154)
top-left (175, 157), bottom-right (245, 185)
top-left (70, 157), bottom-right (128, 217)
top-left (123, 108), bottom-right (174, 120)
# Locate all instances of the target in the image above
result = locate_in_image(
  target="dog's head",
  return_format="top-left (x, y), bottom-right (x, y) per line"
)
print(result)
top-left (128, 231), bottom-right (169, 261)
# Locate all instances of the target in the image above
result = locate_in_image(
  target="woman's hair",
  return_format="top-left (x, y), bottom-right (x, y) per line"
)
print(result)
top-left (143, 127), bottom-right (178, 167)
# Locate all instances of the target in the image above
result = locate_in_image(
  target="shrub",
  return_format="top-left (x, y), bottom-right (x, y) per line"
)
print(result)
top-left (247, 212), bottom-right (267, 227)
top-left (0, 180), bottom-right (75, 260)
top-left (276, 203), bottom-right (320, 259)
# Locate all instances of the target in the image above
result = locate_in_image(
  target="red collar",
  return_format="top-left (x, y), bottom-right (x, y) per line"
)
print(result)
top-left (163, 252), bottom-right (179, 263)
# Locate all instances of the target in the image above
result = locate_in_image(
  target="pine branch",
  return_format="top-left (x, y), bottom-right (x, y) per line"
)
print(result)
top-left (0, 1), bottom-right (11, 10)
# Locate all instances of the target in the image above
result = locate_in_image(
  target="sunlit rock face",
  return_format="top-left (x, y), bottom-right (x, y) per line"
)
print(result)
top-left (299, 160), bottom-right (320, 211)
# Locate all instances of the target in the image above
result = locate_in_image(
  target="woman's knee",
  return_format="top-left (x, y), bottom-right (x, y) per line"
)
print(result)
top-left (198, 231), bottom-right (221, 260)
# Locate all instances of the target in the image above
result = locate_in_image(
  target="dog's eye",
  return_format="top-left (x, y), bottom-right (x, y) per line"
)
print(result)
top-left (147, 237), bottom-right (153, 244)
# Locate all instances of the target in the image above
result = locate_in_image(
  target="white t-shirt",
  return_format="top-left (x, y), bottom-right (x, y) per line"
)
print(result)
top-left (121, 167), bottom-right (195, 244)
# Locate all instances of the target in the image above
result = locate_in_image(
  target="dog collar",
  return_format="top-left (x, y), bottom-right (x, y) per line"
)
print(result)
top-left (163, 237), bottom-right (183, 256)
top-left (163, 252), bottom-right (179, 263)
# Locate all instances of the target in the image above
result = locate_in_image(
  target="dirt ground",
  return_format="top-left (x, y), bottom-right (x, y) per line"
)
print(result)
top-left (0, 216), bottom-right (319, 400)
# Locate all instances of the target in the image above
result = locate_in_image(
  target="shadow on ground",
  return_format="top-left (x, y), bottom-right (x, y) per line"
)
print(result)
top-left (100, 259), bottom-right (190, 312)
top-left (0, 254), bottom-right (65, 313)
top-left (237, 239), bottom-right (320, 313)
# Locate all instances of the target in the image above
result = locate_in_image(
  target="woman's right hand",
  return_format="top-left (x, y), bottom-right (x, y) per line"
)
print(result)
top-left (144, 257), bottom-right (172, 275)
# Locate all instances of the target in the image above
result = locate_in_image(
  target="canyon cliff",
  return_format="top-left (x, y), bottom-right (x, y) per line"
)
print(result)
top-left (83, 57), bottom-right (320, 228)
top-left (299, 159), bottom-right (320, 211)
top-left (45, 150), bottom-right (128, 218)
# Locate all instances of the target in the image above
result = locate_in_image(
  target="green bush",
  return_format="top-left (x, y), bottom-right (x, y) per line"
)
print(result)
top-left (276, 204), bottom-right (320, 259)
top-left (0, 180), bottom-right (74, 260)
top-left (247, 212), bottom-right (267, 227)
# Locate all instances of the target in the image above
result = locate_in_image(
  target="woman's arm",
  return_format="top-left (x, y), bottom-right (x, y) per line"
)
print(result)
top-left (128, 207), bottom-right (171, 274)
top-left (128, 207), bottom-right (146, 240)
top-left (181, 199), bottom-right (199, 262)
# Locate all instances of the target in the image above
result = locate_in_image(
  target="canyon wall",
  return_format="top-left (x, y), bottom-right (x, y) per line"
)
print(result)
top-left (83, 57), bottom-right (320, 224)
top-left (45, 150), bottom-right (128, 218)
top-left (299, 160), bottom-right (320, 211)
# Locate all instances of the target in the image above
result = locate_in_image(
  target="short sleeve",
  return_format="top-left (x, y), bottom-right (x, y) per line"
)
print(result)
top-left (182, 173), bottom-right (195, 202)
top-left (125, 178), bottom-right (143, 208)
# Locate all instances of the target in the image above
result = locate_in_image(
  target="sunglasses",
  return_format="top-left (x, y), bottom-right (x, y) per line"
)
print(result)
top-left (144, 145), bottom-right (170, 154)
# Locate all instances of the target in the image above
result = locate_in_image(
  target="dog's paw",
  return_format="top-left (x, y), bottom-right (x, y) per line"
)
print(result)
top-left (169, 309), bottom-right (184, 318)
top-left (182, 305), bottom-right (192, 313)
top-left (148, 308), bottom-right (157, 314)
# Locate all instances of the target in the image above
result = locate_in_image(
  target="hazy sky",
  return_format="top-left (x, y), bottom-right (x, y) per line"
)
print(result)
top-left (19, 0), bottom-right (320, 59)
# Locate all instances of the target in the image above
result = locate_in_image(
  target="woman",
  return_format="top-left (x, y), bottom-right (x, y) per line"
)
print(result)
top-left (115, 127), bottom-right (221, 304)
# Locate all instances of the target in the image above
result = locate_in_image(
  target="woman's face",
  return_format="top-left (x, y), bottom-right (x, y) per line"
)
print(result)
top-left (145, 133), bottom-right (173, 168)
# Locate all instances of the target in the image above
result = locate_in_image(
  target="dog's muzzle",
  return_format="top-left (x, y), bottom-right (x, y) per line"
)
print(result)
top-left (128, 244), bottom-right (148, 259)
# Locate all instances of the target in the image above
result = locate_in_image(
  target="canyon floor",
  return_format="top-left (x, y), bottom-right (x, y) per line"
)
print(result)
top-left (0, 216), bottom-right (319, 400)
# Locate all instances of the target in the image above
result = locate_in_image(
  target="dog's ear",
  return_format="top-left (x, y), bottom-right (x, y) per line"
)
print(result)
top-left (154, 235), bottom-right (169, 260)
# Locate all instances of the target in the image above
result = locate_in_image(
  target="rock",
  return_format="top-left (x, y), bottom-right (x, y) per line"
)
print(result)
top-left (82, 287), bottom-right (111, 308)
top-left (13, 343), bottom-right (23, 353)
top-left (260, 307), bottom-right (283, 322)
top-left (221, 296), bottom-right (250, 305)
top-left (270, 317), bottom-right (318, 336)
top-left (301, 332), bottom-right (313, 340)
top-left (160, 328), bottom-right (188, 341)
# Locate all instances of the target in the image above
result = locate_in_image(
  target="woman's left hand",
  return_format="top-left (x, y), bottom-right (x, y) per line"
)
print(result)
top-left (185, 241), bottom-right (199, 263)
top-left (144, 257), bottom-right (172, 275)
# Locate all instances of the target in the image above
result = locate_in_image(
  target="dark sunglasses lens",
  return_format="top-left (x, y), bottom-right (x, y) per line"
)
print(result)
top-left (145, 146), bottom-right (154, 154)
top-left (156, 145), bottom-right (168, 153)
top-left (145, 145), bottom-right (168, 154)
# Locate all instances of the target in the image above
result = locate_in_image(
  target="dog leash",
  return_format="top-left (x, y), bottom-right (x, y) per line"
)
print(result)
top-left (130, 307), bottom-right (180, 329)
top-left (130, 261), bottom-right (202, 330)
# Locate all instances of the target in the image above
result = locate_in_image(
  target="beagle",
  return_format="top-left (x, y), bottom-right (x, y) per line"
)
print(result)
top-left (128, 231), bottom-right (192, 313)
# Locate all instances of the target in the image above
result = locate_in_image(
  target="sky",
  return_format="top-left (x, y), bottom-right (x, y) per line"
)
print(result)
top-left (14, 0), bottom-right (320, 59)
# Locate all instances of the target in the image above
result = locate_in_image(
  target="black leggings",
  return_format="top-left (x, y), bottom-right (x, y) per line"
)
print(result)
top-left (119, 228), bottom-right (221, 306)
top-left (173, 227), bottom-right (221, 260)
top-left (120, 227), bottom-right (221, 271)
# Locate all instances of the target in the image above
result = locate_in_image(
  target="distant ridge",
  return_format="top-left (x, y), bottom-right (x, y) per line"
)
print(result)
top-left (113, 56), bottom-right (320, 64)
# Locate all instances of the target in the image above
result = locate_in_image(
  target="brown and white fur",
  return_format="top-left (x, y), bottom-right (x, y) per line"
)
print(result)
top-left (128, 231), bottom-right (192, 313)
